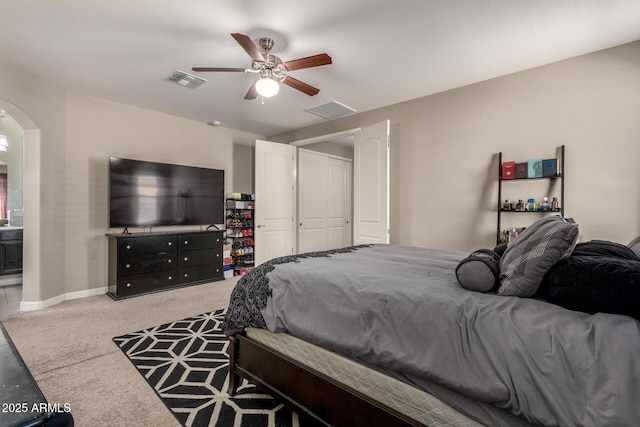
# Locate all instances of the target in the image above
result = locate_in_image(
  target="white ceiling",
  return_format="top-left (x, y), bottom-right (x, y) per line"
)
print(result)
top-left (1, 1), bottom-right (639, 137)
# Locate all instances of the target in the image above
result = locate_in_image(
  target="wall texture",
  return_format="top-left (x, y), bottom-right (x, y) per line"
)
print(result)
top-left (1, 40), bottom-right (640, 306)
top-left (1, 59), bottom-right (260, 303)
top-left (271, 41), bottom-right (640, 251)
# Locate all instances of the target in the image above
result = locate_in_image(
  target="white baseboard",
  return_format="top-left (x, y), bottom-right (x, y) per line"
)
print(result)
top-left (20, 287), bottom-right (107, 312)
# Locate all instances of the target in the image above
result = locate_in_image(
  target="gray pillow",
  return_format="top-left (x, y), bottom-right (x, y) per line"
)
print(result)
top-left (628, 236), bottom-right (640, 259)
top-left (455, 249), bottom-right (500, 292)
top-left (499, 216), bottom-right (579, 297)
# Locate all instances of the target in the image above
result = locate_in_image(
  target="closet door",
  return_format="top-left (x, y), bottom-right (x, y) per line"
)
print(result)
top-left (326, 156), bottom-right (352, 249)
top-left (298, 150), bottom-right (327, 253)
top-left (298, 149), bottom-right (352, 252)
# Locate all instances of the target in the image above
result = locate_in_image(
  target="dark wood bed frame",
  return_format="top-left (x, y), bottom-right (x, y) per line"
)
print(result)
top-left (228, 333), bottom-right (424, 427)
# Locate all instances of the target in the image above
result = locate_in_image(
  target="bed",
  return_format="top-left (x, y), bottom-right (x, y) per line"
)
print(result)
top-left (222, 223), bottom-right (640, 426)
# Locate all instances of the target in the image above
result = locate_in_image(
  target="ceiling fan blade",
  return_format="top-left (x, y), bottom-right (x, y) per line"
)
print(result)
top-left (284, 53), bottom-right (332, 71)
top-left (281, 76), bottom-right (320, 96)
top-left (244, 80), bottom-right (258, 100)
top-left (231, 33), bottom-right (264, 63)
top-left (191, 67), bottom-right (247, 72)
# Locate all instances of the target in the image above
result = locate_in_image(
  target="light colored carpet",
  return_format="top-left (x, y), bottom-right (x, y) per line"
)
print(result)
top-left (2, 278), bottom-right (239, 426)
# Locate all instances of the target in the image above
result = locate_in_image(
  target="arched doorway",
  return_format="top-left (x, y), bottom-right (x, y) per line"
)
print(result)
top-left (0, 99), bottom-right (42, 308)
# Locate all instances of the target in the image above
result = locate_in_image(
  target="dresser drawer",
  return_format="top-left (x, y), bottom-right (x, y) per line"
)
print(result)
top-left (1, 230), bottom-right (23, 241)
top-left (117, 270), bottom-right (178, 297)
top-left (118, 253), bottom-right (176, 276)
top-left (178, 233), bottom-right (221, 251)
top-left (177, 264), bottom-right (223, 284)
top-left (118, 235), bottom-right (177, 257)
top-left (178, 248), bottom-right (221, 267)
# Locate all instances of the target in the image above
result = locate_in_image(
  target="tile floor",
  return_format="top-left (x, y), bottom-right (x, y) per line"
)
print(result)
top-left (0, 284), bottom-right (21, 320)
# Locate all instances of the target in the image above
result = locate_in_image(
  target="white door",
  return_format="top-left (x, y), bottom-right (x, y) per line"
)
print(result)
top-left (298, 149), bottom-right (352, 252)
top-left (326, 156), bottom-right (352, 249)
top-left (353, 120), bottom-right (390, 244)
top-left (254, 140), bottom-right (295, 265)
top-left (298, 150), bottom-right (328, 253)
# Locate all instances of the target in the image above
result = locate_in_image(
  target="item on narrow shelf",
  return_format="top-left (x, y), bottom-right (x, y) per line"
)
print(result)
top-left (527, 158), bottom-right (543, 178)
top-left (502, 161), bottom-right (515, 179)
top-left (526, 198), bottom-right (538, 211)
top-left (551, 197), bottom-right (559, 212)
top-left (515, 199), bottom-right (525, 212)
top-left (543, 158), bottom-right (558, 177)
top-left (502, 200), bottom-right (512, 211)
top-left (515, 163), bottom-right (528, 179)
top-left (540, 197), bottom-right (550, 212)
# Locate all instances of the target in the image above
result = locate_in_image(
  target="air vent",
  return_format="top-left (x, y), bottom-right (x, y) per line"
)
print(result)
top-left (305, 100), bottom-right (357, 119)
top-left (168, 70), bottom-right (207, 89)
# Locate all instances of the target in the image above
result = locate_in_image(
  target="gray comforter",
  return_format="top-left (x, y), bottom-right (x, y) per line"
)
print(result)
top-left (223, 244), bottom-right (640, 426)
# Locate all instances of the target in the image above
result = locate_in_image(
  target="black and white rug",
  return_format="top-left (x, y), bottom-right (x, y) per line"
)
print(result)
top-left (113, 309), bottom-right (306, 427)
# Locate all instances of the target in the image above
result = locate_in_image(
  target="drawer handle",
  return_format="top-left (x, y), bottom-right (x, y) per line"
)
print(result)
top-left (168, 242), bottom-right (172, 246)
top-left (168, 259), bottom-right (172, 263)
top-left (184, 240), bottom-right (189, 245)
top-left (216, 254), bottom-right (219, 257)
top-left (216, 238), bottom-right (220, 242)
top-left (184, 257), bottom-right (188, 261)
top-left (184, 273), bottom-right (188, 278)
top-left (216, 268), bottom-right (220, 273)
top-left (126, 283), bottom-right (131, 288)
top-left (168, 276), bottom-right (172, 280)
top-left (126, 245), bottom-right (131, 250)
top-left (126, 264), bottom-right (131, 269)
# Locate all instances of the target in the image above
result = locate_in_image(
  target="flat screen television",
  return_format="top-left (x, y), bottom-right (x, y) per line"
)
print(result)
top-left (109, 157), bottom-right (224, 228)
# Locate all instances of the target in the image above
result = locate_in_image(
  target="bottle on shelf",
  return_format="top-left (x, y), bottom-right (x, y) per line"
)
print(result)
top-left (540, 197), bottom-right (550, 212)
top-left (526, 198), bottom-right (538, 211)
top-left (551, 197), bottom-right (559, 212)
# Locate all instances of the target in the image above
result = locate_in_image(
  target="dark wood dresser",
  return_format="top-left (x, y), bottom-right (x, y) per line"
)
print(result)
top-left (107, 230), bottom-right (224, 299)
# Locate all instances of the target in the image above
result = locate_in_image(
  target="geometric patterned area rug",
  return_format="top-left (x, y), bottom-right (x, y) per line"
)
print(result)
top-left (113, 308), bottom-right (307, 427)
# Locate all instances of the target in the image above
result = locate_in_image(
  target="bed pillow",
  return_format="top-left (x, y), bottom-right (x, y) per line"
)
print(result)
top-left (628, 236), bottom-right (640, 259)
top-left (455, 249), bottom-right (500, 292)
top-left (571, 240), bottom-right (637, 260)
top-left (493, 242), bottom-right (508, 257)
top-left (499, 216), bottom-right (579, 297)
top-left (538, 256), bottom-right (640, 319)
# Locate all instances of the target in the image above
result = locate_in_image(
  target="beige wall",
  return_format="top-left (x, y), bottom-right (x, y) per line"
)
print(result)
top-left (1, 58), bottom-right (261, 302)
top-left (271, 41), bottom-right (640, 251)
top-left (1, 40), bottom-right (639, 305)
top-left (64, 93), bottom-right (253, 293)
top-left (0, 61), bottom-right (67, 302)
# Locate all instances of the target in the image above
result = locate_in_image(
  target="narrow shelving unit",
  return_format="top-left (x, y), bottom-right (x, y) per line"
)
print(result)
top-left (497, 145), bottom-right (565, 244)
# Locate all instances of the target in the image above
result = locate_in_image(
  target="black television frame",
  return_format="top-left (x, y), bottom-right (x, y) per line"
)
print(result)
top-left (108, 157), bottom-right (225, 229)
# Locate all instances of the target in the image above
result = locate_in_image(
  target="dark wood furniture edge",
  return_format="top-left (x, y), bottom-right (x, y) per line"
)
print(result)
top-left (106, 277), bottom-right (224, 300)
top-left (228, 333), bottom-right (424, 427)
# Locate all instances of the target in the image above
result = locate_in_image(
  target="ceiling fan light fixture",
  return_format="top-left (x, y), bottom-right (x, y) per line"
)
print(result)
top-left (255, 76), bottom-right (279, 98)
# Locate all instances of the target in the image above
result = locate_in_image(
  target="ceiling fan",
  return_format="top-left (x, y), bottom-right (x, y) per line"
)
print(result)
top-left (192, 33), bottom-right (332, 99)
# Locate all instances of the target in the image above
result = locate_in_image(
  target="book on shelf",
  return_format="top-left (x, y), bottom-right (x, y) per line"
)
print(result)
top-left (501, 161), bottom-right (515, 179)
top-left (543, 158), bottom-right (558, 177)
top-left (528, 158), bottom-right (543, 178)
